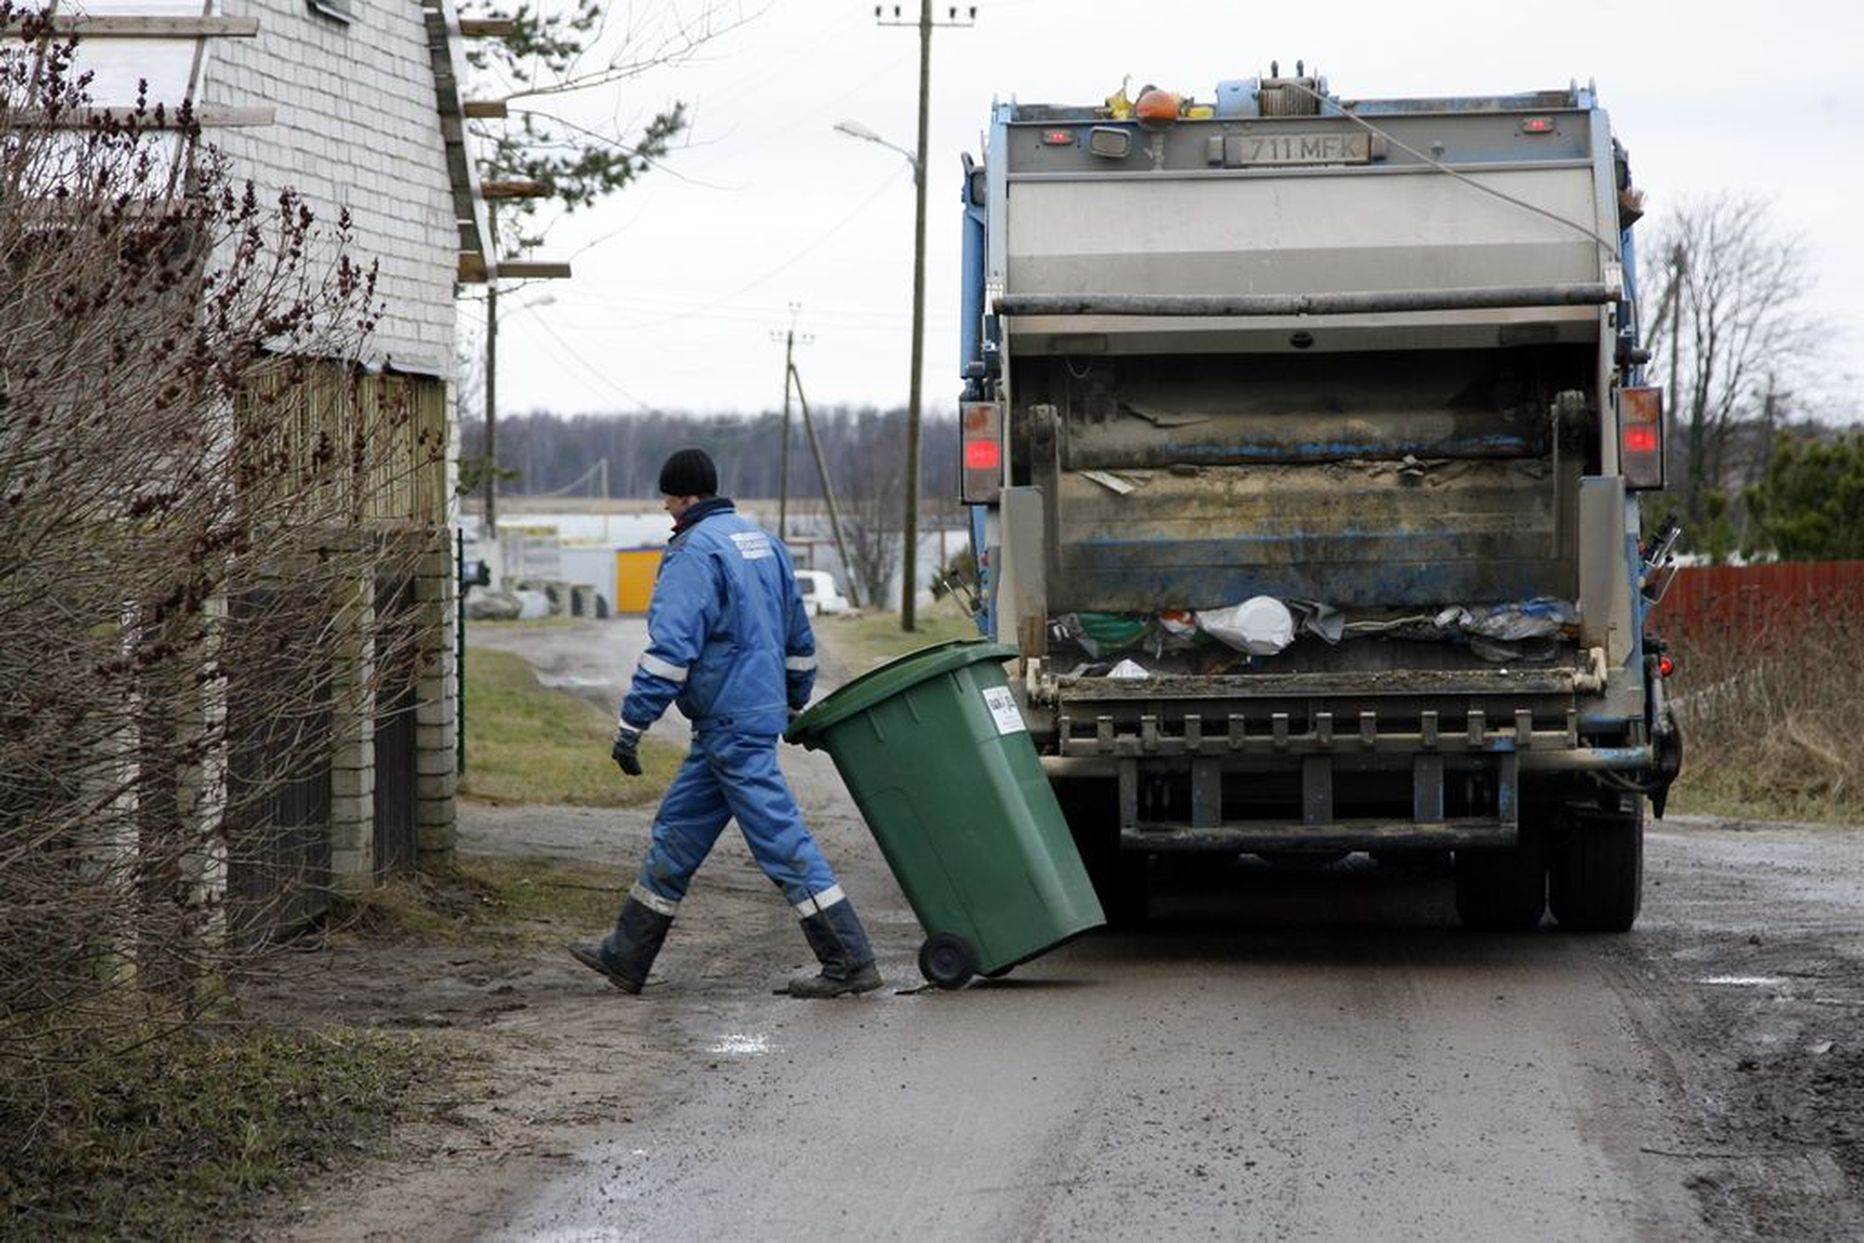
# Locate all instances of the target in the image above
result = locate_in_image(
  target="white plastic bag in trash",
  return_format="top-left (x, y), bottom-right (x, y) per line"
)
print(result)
top-left (1198, 596), bottom-right (1296, 655)
top-left (1467, 598), bottom-right (1577, 641)
top-left (1106, 658), bottom-right (1150, 679)
top-left (1286, 598), bottom-right (1345, 644)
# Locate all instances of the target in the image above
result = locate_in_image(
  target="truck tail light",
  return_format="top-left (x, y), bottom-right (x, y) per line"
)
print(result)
top-left (1618, 386), bottom-right (1665, 490)
top-left (960, 401), bottom-right (1002, 504)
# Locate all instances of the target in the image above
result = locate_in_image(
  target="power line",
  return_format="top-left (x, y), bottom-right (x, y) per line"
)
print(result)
top-left (529, 318), bottom-right (656, 412)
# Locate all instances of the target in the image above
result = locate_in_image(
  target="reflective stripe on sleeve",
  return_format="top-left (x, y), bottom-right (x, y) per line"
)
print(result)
top-left (785, 654), bottom-right (817, 673)
top-left (638, 652), bottom-right (689, 683)
top-left (792, 884), bottom-right (846, 917)
top-left (630, 883), bottom-right (680, 917)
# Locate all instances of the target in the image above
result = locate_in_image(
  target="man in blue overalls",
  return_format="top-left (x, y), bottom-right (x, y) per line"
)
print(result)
top-left (569, 448), bottom-right (883, 998)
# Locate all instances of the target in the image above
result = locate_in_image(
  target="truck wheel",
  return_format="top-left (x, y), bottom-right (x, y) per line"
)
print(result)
top-left (1058, 782), bottom-right (1149, 927)
top-left (1549, 802), bottom-right (1643, 932)
top-left (1453, 820), bottom-right (1546, 930)
top-left (1105, 854), bottom-right (1151, 927)
top-left (1079, 830), bottom-right (1149, 926)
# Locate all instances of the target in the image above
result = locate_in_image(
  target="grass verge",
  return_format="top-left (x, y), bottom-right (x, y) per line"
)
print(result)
top-left (460, 646), bottom-right (681, 807)
top-left (1, 1025), bottom-right (445, 1241)
top-left (814, 593), bottom-right (984, 674)
top-left (1665, 618), bottom-right (1864, 825)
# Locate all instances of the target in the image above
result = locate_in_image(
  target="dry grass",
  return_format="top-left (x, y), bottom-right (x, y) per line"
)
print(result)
top-left (814, 594), bottom-right (986, 674)
top-left (0, 1025), bottom-right (443, 1240)
top-left (459, 647), bottom-right (682, 807)
top-left (1666, 615), bottom-right (1864, 824)
top-left (333, 856), bottom-right (633, 947)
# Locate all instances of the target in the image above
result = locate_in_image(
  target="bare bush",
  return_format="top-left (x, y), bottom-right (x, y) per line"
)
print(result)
top-left (0, 8), bottom-right (437, 1079)
top-left (841, 462), bottom-right (903, 611)
top-left (1668, 615), bottom-right (1864, 823)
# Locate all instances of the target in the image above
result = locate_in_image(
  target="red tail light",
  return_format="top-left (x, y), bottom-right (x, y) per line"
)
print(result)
top-left (1618, 386), bottom-right (1665, 490)
top-left (1657, 654), bottom-right (1675, 678)
top-left (960, 401), bottom-right (1002, 505)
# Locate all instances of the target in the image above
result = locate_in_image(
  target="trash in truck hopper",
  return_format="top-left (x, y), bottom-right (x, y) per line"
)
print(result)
top-left (1046, 596), bottom-right (1582, 672)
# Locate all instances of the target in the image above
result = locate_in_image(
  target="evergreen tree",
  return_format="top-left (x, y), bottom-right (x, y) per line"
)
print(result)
top-left (1747, 432), bottom-right (1864, 560)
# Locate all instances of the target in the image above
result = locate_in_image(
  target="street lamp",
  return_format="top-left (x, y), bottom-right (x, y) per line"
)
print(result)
top-left (833, 119), bottom-right (920, 181)
top-left (834, 115), bottom-right (928, 630)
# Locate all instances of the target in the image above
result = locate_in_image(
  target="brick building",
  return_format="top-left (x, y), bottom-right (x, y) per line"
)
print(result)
top-left (65, 0), bottom-right (505, 908)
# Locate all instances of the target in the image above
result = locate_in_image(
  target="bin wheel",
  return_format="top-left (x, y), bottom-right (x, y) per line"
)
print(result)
top-left (918, 933), bottom-right (978, 990)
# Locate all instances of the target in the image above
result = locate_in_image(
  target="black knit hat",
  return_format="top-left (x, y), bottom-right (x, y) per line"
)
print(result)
top-left (657, 447), bottom-right (717, 497)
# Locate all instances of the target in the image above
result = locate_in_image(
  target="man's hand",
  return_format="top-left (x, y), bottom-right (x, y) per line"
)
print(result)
top-left (611, 723), bottom-right (643, 776)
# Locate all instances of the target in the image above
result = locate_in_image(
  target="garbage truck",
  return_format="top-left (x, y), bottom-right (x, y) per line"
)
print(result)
top-left (953, 66), bottom-right (1682, 931)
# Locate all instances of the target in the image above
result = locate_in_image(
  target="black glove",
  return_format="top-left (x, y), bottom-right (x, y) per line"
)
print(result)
top-left (611, 723), bottom-right (643, 776)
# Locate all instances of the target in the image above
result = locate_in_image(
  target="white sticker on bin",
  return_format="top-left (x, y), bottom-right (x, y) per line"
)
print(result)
top-left (981, 685), bottom-right (1026, 735)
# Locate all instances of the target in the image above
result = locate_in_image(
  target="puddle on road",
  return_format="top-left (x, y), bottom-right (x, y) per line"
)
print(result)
top-left (1698, 975), bottom-right (1786, 987)
top-left (707, 1033), bottom-right (772, 1055)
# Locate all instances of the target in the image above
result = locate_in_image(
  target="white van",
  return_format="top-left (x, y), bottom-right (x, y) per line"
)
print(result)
top-left (796, 569), bottom-right (850, 616)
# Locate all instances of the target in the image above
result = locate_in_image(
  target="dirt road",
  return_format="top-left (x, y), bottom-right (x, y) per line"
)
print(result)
top-left (282, 620), bottom-right (1864, 1241)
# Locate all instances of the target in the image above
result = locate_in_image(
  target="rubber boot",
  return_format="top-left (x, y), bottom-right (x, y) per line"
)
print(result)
top-left (785, 897), bottom-right (882, 998)
top-left (567, 895), bottom-right (673, 994)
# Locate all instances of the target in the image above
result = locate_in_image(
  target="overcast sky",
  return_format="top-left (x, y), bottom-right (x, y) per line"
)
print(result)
top-left (481, 0), bottom-right (1863, 420)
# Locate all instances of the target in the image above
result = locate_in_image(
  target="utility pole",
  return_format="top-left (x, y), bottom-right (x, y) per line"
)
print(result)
top-left (791, 363), bottom-right (861, 609)
top-left (475, 180), bottom-right (559, 554)
top-left (770, 304), bottom-right (811, 539)
top-left (877, 2), bottom-right (977, 631)
top-left (484, 204), bottom-right (499, 534)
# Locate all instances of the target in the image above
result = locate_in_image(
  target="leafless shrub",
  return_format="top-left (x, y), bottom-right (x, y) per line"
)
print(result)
top-left (0, 7), bottom-right (437, 1079)
top-left (1668, 613), bottom-right (1864, 822)
top-left (841, 461), bottom-right (903, 611)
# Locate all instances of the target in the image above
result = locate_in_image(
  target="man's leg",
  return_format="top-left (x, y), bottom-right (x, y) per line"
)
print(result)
top-left (704, 730), bottom-right (881, 998)
top-left (569, 747), bottom-right (732, 992)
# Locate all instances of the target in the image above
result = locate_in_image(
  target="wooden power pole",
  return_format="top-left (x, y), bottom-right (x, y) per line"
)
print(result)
top-left (877, 1), bottom-right (976, 630)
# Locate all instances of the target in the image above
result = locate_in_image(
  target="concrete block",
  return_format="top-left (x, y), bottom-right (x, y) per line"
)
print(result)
top-left (416, 747), bottom-right (455, 777)
top-left (416, 816), bottom-right (456, 851)
top-left (328, 852), bottom-right (374, 897)
top-left (416, 722), bottom-right (457, 755)
top-left (328, 794), bottom-right (373, 831)
top-left (416, 770), bottom-right (458, 801)
top-left (415, 797), bottom-right (455, 827)
top-left (329, 766), bottom-right (375, 800)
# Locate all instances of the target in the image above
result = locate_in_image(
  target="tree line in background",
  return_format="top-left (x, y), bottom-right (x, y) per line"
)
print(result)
top-left (461, 405), bottom-right (964, 507)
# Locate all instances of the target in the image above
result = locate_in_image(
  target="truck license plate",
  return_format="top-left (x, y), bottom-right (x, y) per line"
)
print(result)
top-left (1229, 132), bottom-right (1371, 166)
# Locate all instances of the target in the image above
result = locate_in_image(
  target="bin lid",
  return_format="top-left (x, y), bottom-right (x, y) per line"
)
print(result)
top-left (786, 638), bottom-right (1018, 745)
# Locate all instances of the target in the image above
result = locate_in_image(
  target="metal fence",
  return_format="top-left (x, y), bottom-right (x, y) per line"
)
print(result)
top-left (1652, 561), bottom-right (1864, 650)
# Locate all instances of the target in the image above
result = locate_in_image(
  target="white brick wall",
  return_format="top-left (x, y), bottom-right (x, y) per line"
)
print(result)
top-left (200, 0), bottom-right (458, 377)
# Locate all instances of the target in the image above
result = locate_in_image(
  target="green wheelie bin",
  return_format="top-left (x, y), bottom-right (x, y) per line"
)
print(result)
top-left (786, 638), bottom-right (1104, 988)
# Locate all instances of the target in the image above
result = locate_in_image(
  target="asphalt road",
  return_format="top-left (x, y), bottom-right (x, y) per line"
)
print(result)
top-left (455, 619), bottom-right (1864, 1241)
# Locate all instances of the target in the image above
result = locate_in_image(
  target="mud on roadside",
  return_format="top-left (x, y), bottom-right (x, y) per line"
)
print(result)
top-left (1609, 824), bottom-right (1864, 1240)
top-left (240, 818), bottom-right (820, 1241)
